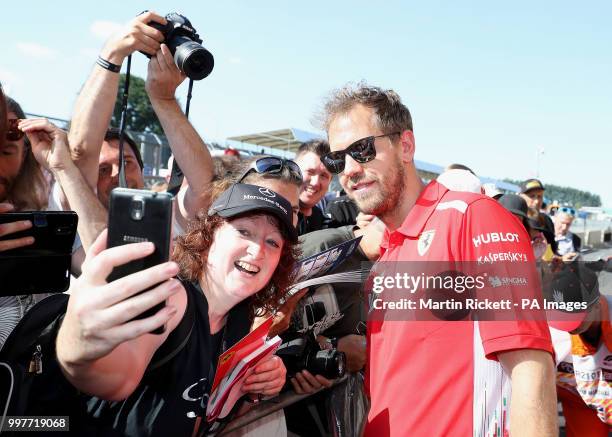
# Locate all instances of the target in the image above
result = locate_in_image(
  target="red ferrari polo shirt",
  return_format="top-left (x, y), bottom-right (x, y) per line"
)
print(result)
top-left (365, 180), bottom-right (553, 436)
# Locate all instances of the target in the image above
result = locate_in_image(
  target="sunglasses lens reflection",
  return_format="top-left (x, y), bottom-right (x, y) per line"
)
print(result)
top-left (323, 153), bottom-right (345, 174)
top-left (255, 157), bottom-right (283, 174)
top-left (350, 137), bottom-right (376, 163)
top-left (250, 157), bottom-right (303, 181)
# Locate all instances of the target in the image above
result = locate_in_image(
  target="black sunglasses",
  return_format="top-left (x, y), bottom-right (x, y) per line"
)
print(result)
top-left (238, 157), bottom-right (303, 183)
top-left (321, 132), bottom-right (400, 174)
top-left (6, 119), bottom-right (24, 142)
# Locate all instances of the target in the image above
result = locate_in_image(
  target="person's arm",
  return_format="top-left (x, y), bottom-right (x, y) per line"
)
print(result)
top-left (56, 231), bottom-right (186, 400)
top-left (21, 118), bottom-right (107, 251)
top-left (498, 349), bottom-right (558, 436)
top-left (146, 44), bottom-right (214, 228)
top-left (68, 12), bottom-right (166, 189)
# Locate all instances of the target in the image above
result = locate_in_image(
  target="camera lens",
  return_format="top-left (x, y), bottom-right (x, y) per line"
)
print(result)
top-left (173, 39), bottom-right (214, 80)
top-left (130, 197), bottom-right (145, 221)
top-left (307, 349), bottom-right (346, 379)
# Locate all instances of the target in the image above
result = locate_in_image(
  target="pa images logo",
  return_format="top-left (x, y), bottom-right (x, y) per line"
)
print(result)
top-left (417, 230), bottom-right (436, 256)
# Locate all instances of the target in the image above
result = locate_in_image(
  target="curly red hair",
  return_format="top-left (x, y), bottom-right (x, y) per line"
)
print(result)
top-left (173, 205), bottom-right (300, 317)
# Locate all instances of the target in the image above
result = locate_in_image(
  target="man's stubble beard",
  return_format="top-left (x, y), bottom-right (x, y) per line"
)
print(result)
top-left (348, 160), bottom-right (406, 218)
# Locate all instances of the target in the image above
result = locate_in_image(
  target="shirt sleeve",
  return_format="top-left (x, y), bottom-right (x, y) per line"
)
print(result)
top-left (460, 197), bottom-right (553, 359)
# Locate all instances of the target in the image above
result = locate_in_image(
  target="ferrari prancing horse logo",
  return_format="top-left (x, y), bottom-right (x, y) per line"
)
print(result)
top-left (417, 230), bottom-right (436, 256)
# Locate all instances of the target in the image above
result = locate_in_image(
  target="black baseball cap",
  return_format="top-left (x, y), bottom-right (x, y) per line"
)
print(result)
top-left (543, 266), bottom-right (600, 332)
top-left (520, 178), bottom-right (545, 194)
top-left (208, 183), bottom-right (297, 241)
top-left (498, 194), bottom-right (546, 232)
top-left (499, 194), bottom-right (529, 219)
top-left (497, 194), bottom-right (547, 232)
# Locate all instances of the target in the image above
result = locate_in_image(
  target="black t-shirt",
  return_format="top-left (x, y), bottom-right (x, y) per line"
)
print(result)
top-left (73, 280), bottom-right (251, 437)
top-left (297, 205), bottom-right (328, 236)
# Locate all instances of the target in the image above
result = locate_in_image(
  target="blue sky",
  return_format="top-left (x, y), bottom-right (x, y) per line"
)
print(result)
top-left (2, 1), bottom-right (610, 206)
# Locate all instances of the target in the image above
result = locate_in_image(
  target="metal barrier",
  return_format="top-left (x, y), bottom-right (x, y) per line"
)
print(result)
top-left (217, 376), bottom-right (347, 436)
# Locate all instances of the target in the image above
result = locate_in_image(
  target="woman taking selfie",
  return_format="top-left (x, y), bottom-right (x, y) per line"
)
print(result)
top-left (55, 176), bottom-right (301, 436)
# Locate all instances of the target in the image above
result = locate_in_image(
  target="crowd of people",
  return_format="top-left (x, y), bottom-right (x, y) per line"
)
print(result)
top-left (1, 10), bottom-right (610, 437)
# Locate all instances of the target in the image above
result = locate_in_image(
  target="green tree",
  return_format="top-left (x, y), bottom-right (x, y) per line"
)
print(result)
top-left (111, 74), bottom-right (163, 135)
top-left (504, 179), bottom-right (602, 207)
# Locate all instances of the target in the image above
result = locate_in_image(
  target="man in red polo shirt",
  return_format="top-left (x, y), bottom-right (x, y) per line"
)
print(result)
top-left (319, 84), bottom-right (558, 436)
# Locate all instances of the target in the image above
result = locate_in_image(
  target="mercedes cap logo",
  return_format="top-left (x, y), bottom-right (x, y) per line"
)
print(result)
top-left (258, 187), bottom-right (276, 197)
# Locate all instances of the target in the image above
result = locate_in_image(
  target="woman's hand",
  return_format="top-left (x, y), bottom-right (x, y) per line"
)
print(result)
top-left (241, 355), bottom-right (287, 397)
top-left (57, 230), bottom-right (182, 366)
top-left (19, 118), bottom-right (72, 172)
top-left (0, 202), bottom-right (34, 252)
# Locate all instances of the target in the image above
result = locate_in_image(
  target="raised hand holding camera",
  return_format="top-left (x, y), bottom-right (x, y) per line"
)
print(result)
top-left (146, 43), bottom-right (187, 101)
top-left (100, 11), bottom-right (166, 65)
top-left (143, 12), bottom-right (214, 81)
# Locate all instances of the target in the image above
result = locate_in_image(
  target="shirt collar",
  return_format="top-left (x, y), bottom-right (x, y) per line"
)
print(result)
top-left (555, 233), bottom-right (572, 242)
top-left (381, 180), bottom-right (448, 249)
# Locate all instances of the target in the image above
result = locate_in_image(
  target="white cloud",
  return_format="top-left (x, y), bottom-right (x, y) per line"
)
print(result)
top-left (80, 47), bottom-right (100, 60)
top-left (90, 20), bottom-right (124, 41)
top-left (15, 42), bottom-right (58, 59)
top-left (229, 57), bottom-right (242, 65)
top-left (0, 67), bottom-right (22, 94)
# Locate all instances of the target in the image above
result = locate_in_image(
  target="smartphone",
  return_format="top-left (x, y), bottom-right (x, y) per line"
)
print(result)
top-left (0, 211), bottom-right (78, 296)
top-left (107, 188), bottom-right (174, 333)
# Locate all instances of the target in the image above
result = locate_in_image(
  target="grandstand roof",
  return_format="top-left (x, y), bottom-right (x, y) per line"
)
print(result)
top-left (227, 128), bottom-right (324, 153)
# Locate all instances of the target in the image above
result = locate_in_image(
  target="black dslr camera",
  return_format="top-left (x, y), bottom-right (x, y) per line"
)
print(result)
top-left (276, 332), bottom-right (346, 380)
top-left (147, 12), bottom-right (214, 80)
top-left (277, 300), bottom-right (346, 380)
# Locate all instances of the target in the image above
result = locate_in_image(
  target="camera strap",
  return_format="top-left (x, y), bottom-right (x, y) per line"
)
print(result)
top-left (117, 55), bottom-right (132, 189)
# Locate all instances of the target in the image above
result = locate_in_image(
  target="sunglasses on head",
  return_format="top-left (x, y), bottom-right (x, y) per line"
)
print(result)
top-left (6, 119), bottom-right (24, 142)
top-left (559, 206), bottom-right (576, 216)
top-left (321, 132), bottom-right (400, 174)
top-left (238, 157), bottom-right (303, 183)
